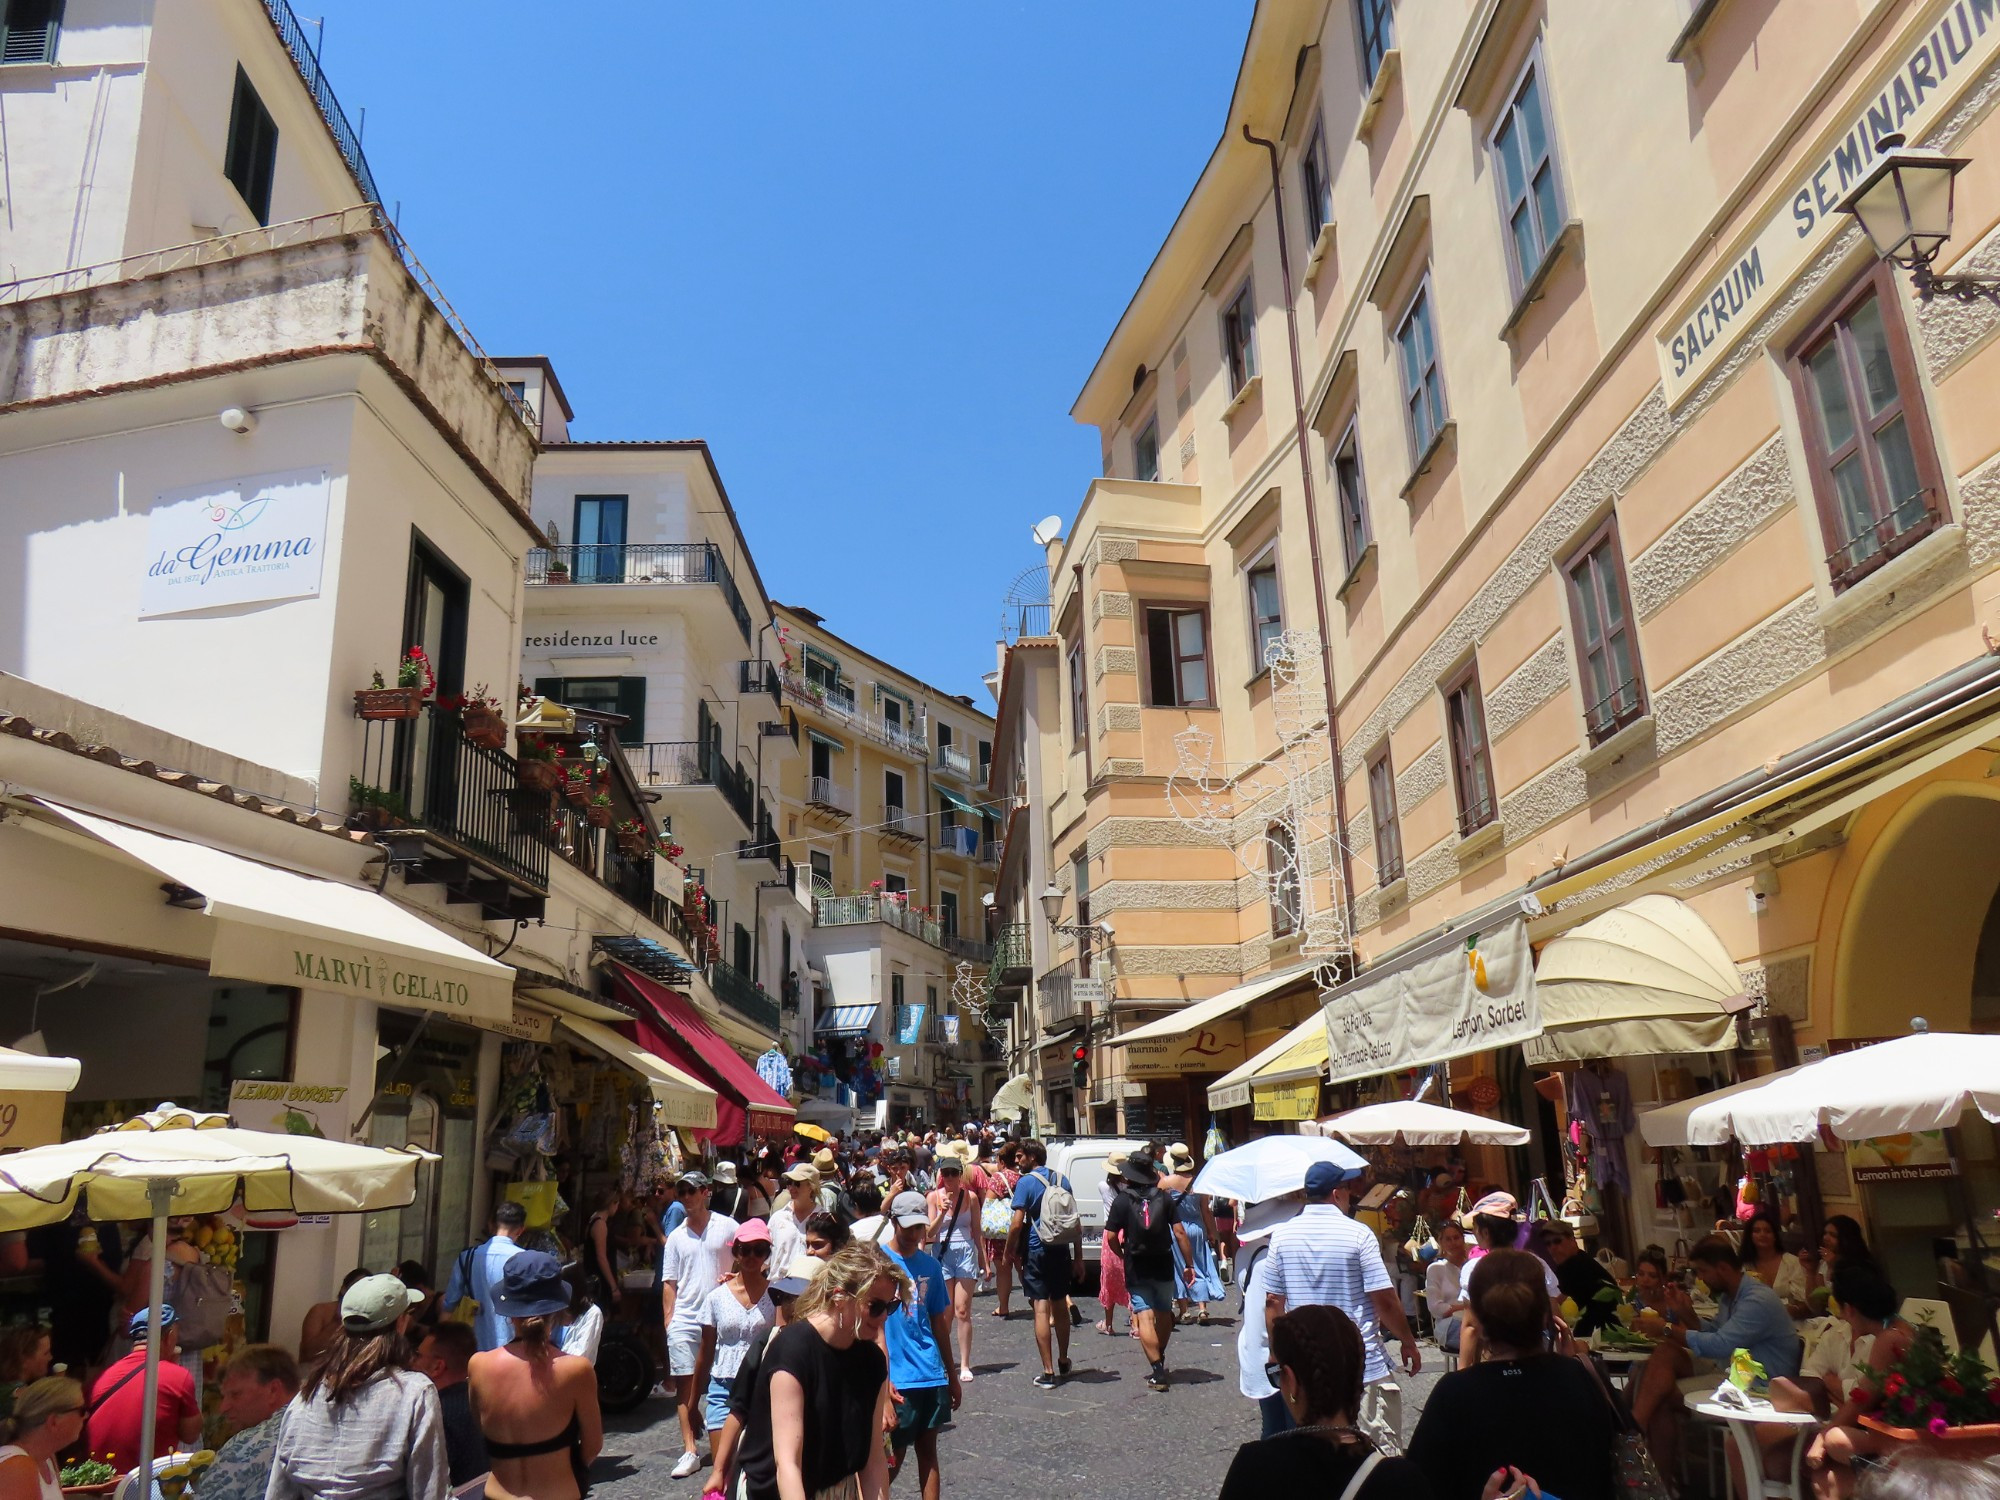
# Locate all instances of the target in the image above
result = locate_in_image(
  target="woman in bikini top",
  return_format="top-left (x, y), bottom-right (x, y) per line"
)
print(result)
top-left (468, 1251), bottom-right (603, 1500)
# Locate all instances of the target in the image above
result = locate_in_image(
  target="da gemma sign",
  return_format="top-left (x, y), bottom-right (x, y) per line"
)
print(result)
top-left (141, 468), bottom-right (331, 618)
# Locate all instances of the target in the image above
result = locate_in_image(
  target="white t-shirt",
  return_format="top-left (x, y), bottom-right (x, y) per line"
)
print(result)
top-left (559, 1302), bottom-right (603, 1363)
top-left (661, 1213), bottom-right (740, 1332)
top-left (1238, 1246), bottom-right (1277, 1401)
top-left (1425, 1255), bottom-right (1468, 1316)
top-left (850, 1214), bottom-right (890, 1246)
top-left (697, 1283), bottom-right (776, 1380)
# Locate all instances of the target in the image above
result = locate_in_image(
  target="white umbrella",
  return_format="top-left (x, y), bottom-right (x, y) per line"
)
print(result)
top-left (989, 1074), bottom-right (1033, 1117)
top-left (1320, 1099), bottom-right (1530, 1146)
top-left (1189, 1133), bottom-right (1367, 1204)
top-left (1672, 1030), bottom-right (2000, 1146)
top-left (0, 1047), bottom-right (80, 1092)
top-left (0, 1103), bottom-right (437, 1485)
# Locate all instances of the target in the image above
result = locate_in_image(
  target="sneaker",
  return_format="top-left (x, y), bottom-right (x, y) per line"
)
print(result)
top-left (1147, 1363), bottom-right (1170, 1392)
top-left (1032, 1371), bottom-right (1058, 1389)
top-left (670, 1450), bottom-right (702, 1480)
top-left (959, 1366), bottom-right (976, 1383)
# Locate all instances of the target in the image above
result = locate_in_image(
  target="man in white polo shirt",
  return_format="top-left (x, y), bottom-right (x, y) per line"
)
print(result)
top-left (1263, 1159), bottom-right (1421, 1444)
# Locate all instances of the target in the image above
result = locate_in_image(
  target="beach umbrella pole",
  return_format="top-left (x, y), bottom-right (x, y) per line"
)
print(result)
top-left (135, 1177), bottom-right (176, 1491)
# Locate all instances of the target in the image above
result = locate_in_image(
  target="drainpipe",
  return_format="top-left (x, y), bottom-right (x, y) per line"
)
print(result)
top-left (1242, 123), bottom-right (1359, 955)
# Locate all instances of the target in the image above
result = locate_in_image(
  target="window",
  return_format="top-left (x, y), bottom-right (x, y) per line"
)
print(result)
top-left (1068, 640), bottom-right (1088, 747)
top-left (885, 872), bottom-right (908, 898)
top-left (803, 648), bottom-right (841, 695)
top-left (532, 676), bottom-right (646, 746)
top-left (223, 66), bottom-right (279, 226)
top-left (1246, 559), bottom-right (1284, 672)
top-left (1789, 266), bottom-right (1945, 591)
top-left (1491, 56), bottom-right (1565, 289)
top-left (892, 973), bottom-right (906, 1009)
top-left (572, 495), bottom-right (628, 583)
top-left (977, 739), bottom-right (992, 781)
top-left (1563, 518), bottom-right (1647, 744)
top-left (1444, 666), bottom-right (1497, 836)
top-left (881, 694), bottom-right (904, 733)
top-left (1134, 418), bottom-right (1161, 483)
top-left (732, 923), bottom-right (752, 976)
top-left (1331, 421), bottom-right (1370, 572)
top-left (1367, 749), bottom-right (1404, 885)
top-left (1073, 854), bottom-right (1093, 979)
top-left (939, 890), bottom-right (959, 938)
top-left (1221, 280), bottom-right (1258, 397)
top-left (937, 723), bottom-right (953, 750)
top-left (809, 848), bottom-right (833, 893)
top-left (885, 769), bottom-right (906, 814)
top-left (1397, 280), bottom-right (1448, 461)
top-left (1266, 822), bottom-right (1300, 938)
top-left (0, 0), bottom-right (63, 64)
top-left (808, 738), bottom-right (833, 781)
top-left (1142, 606), bottom-right (1212, 708)
top-left (1301, 119), bottom-right (1333, 245)
top-left (1356, 0), bottom-right (1395, 82)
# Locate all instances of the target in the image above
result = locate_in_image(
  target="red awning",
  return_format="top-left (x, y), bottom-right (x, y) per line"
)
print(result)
top-left (614, 967), bottom-right (794, 1140)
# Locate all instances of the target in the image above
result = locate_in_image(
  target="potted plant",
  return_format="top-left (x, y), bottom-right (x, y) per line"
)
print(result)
top-left (347, 777), bottom-right (408, 833)
top-left (586, 789), bottom-right (614, 829)
top-left (545, 557), bottom-right (570, 583)
top-left (443, 684), bottom-right (507, 749)
top-left (614, 818), bottom-right (649, 856)
top-left (353, 648), bottom-right (434, 720)
top-left (562, 760), bottom-right (591, 805)
top-left (1858, 1327), bottom-right (2000, 1460)
top-left (518, 734), bottom-right (560, 794)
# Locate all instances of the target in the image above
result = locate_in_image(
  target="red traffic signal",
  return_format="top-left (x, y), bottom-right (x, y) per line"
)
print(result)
top-left (1072, 1044), bottom-right (1089, 1063)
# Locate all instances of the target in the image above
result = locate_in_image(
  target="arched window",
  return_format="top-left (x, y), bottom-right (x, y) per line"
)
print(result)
top-left (1266, 823), bottom-right (1300, 938)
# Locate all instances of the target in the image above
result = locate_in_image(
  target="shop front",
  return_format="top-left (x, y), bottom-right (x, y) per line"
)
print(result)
top-left (612, 967), bottom-right (794, 1150)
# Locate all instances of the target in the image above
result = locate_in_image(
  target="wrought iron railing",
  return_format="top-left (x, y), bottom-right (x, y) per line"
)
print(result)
top-left (739, 659), bottom-right (780, 702)
top-left (625, 740), bottom-right (754, 829)
top-left (261, 0), bottom-right (381, 207)
top-left (527, 543), bottom-right (752, 641)
top-left (806, 776), bottom-right (853, 816)
top-left (934, 825), bottom-right (980, 857)
top-left (403, 708), bottom-right (550, 891)
top-left (814, 895), bottom-right (992, 962)
top-left (1583, 677), bottom-right (1647, 745)
top-left (977, 841), bottom-right (1004, 868)
top-left (710, 961), bottom-right (781, 1030)
top-left (1827, 487), bottom-right (1939, 591)
top-left (935, 743), bottom-right (972, 779)
top-left (881, 805), bottom-right (926, 842)
top-left (988, 923), bottom-right (1032, 983)
top-left (780, 670), bottom-right (928, 756)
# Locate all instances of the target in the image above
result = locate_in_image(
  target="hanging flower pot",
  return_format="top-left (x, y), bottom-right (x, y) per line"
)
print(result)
top-left (520, 759), bottom-right (560, 794)
top-left (586, 802), bottom-right (613, 829)
top-left (461, 704), bottom-right (507, 749)
top-left (354, 686), bottom-right (423, 720)
top-left (563, 770), bottom-right (590, 805)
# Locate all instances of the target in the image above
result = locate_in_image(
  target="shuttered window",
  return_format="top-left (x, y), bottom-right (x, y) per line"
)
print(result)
top-left (0, 0), bottom-right (62, 64)
top-left (1563, 518), bottom-right (1646, 745)
top-left (1368, 750), bottom-right (1403, 885)
top-left (223, 66), bottom-right (279, 226)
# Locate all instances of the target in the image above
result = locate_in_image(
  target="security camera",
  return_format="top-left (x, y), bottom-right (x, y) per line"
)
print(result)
top-left (1095, 918), bottom-right (1116, 938)
top-left (219, 406), bottom-right (257, 435)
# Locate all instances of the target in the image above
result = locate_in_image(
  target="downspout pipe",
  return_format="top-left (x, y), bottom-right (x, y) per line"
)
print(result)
top-left (1243, 123), bottom-right (1359, 956)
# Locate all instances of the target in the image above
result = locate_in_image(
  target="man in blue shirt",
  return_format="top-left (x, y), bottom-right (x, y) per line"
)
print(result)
top-left (882, 1191), bottom-right (959, 1500)
top-left (442, 1199), bottom-right (525, 1351)
top-left (1008, 1139), bottom-right (1077, 1389)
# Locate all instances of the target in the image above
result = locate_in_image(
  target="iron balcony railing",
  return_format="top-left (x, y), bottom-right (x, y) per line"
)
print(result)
top-left (262, 0), bottom-right (382, 207)
top-left (881, 805), bottom-right (926, 842)
top-left (934, 825), bottom-right (979, 857)
top-left (977, 841), bottom-right (1004, 869)
top-left (935, 743), bottom-right (972, 780)
top-left (403, 708), bottom-right (550, 892)
top-left (1583, 676), bottom-right (1647, 746)
top-left (739, 659), bottom-right (781, 703)
top-left (780, 670), bottom-right (929, 756)
top-left (625, 740), bottom-right (755, 830)
top-left (709, 961), bottom-right (781, 1031)
top-left (814, 895), bottom-right (992, 963)
top-left (988, 923), bottom-right (1032, 986)
top-left (527, 542), bottom-right (752, 642)
top-left (806, 776), bottom-right (854, 816)
top-left (1827, 487), bottom-right (1940, 592)
top-left (1004, 601), bottom-right (1052, 642)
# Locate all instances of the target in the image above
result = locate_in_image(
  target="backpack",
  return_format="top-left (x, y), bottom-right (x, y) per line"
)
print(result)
top-left (1123, 1187), bottom-right (1176, 1262)
top-left (171, 1261), bottom-right (235, 1350)
top-left (1033, 1168), bottom-right (1081, 1248)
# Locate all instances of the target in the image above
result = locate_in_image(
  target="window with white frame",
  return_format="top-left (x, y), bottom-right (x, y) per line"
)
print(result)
top-left (1396, 279), bottom-right (1448, 461)
top-left (1331, 421), bottom-right (1370, 572)
top-left (1301, 119), bottom-right (1333, 245)
top-left (1490, 53), bottom-right (1566, 291)
top-left (1221, 280), bottom-right (1258, 397)
top-left (1246, 555), bottom-right (1284, 672)
top-left (1134, 417), bottom-right (1161, 482)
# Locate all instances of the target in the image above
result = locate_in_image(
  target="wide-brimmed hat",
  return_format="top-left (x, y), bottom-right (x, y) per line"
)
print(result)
top-left (342, 1273), bottom-right (416, 1334)
top-left (711, 1160), bottom-right (739, 1185)
top-left (1120, 1155), bottom-right (1160, 1188)
top-left (491, 1251), bottom-right (571, 1320)
top-left (811, 1148), bottom-right (837, 1171)
top-left (936, 1139), bottom-right (974, 1165)
top-left (1164, 1143), bottom-right (1196, 1172)
top-left (1459, 1190), bottom-right (1522, 1229)
top-left (782, 1163), bottom-right (820, 1186)
top-left (1236, 1195), bottom-right (1305, 1247)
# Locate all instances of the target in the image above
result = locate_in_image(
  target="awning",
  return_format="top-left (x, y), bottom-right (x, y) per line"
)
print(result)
top-left (1209, 1011), bottom-right (1324, 1111)
top-left (34, 800), bottom-right (514, 1022)
top-left (1637, 1068), bottom-right (1783, 1148)
top-left (814, 1005), bottom-right (878, 1039)
top-left (806, 729), bottom-right (847, 753)
top-left (937, 787), bottom-right (981, 817)
top-left (612, 966), bottom-right (794, 1140)
top-left (1523, 894), bottom-right (1751, 1064)
top-left (557, 1016), bottom-right (717, 1131)
top-left (1112, 964), bottom-right (1317, 1048)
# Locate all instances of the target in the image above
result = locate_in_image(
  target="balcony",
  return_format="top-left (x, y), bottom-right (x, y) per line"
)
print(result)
top-left (935, 743), bottom-right (972, 781)
top-left (739, 659), bottom-right (781, 704)
top-left (881, 805), bottom-right (926, 847)
top-left (934, 825), bottom-right (979, 859)
top-left (977, 841), bottom-right (1004, 869)
top-left (625, 740), bottom-right (755, 831)
top-left (806, 776), bottom-right (854, 819)
top-left (709, 961), bottom-right (781, 1032)
top-left (526, 542), bottom-right (752, 643)
top-left (989, 923), bottom-right (1032, 987)
top-left (815, 895), bottom-right (992, 963)
top-left (1039, 958), bottom-right (1088, 1033)
top-left (780, 670), bottom-right (928, 758)
top-left (262, 1), bottom-right (381, 205)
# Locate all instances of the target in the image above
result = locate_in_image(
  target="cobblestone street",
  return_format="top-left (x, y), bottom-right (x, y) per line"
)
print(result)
top-left (591, 1283), bottom-right (1445, 1499)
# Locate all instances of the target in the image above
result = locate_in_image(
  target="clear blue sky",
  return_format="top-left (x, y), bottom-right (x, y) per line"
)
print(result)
top-left (316, 2), bottom-right (1252, 700)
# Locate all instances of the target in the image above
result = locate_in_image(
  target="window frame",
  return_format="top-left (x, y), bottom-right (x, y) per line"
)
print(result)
top-left (1139, 603), bottom-right (1215, 710)
top-left (1487, 46), bottom-right (1568, 295)
top-left (1561, 514), bottom-right (1649, 746)
top-left (1785, 263), bottom-right (1946, 593)
top-left (1395, 275), bottom-right (1449, 465)
top-left (1300, 117), bottom-right (1333, 245)
top-left (1134, 416), bottom-right (1161, 483)
top-left (1443, 662), bottom-right (1497, 837)
top-left (885, 768), bottom-right (906, 815)
top-left (1221, 277), bottom-right (1259, 397)
top-left (1067, 638), bottom-right (1089, 748)
top-left (222, 65), bottom-right (279, 226)
top-left (1355, 0), bottom-right (1395, 84)
top-left (0, 0), bottom-right (64, 65)
top-left (1244, 550), bottom-right (1284, 675)
top-left (1330, 417), bottom-right (1371, 573)
top-left (1265, 822), bottom-right (1300, 939)
top-left (571, 493), bottom-right (629, 583)
top-left (1366, 747), bottom-right (1404, 886)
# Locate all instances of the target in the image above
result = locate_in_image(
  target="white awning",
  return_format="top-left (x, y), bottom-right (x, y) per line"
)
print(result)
top-left (1111, 964), bottom-right (1317, 1048)
top-left (34, 800), bottom-right (515, 1022)
top-left (556, 1016), bottom-right (718, 1131)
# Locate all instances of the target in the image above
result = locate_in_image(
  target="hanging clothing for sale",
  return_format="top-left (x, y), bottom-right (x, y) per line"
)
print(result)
top-left (1569, 1065), bottom-right (1635, 1192)
top-left (755, 1049), bottom-right (794, 1098)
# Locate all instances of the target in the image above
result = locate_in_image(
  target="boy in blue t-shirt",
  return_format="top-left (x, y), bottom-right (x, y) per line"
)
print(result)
top-left (882, 1191), bottom-right (959, 1496)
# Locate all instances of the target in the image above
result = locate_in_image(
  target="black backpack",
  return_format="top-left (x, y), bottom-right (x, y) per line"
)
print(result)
top-left (1124, 1187), bottom-right (1177, 1261)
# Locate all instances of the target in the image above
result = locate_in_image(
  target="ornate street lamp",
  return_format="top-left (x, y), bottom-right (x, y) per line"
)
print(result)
top-left (1039, 883), bottom-right (1064, 929)
top-left (1837, 132), bottom-right (1998, 300)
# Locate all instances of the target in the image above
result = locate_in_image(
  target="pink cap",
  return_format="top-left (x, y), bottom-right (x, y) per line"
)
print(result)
top-left (731, 1217), bottom-right (773, 1246)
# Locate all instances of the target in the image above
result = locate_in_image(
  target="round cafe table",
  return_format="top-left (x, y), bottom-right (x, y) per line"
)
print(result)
top-left (1691, 1400), bottom-right (1819, 1500)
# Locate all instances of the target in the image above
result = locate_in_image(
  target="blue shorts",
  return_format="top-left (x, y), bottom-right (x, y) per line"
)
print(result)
top-left (1127, 1277), bottom-right (1177, 1315)
top-left (936, 1240), bottom-right (979, 1282)
top-left (702, 1372), bottom-right (734, 1431)
top-left (1020, 1249), bottom-right (1073, 1303)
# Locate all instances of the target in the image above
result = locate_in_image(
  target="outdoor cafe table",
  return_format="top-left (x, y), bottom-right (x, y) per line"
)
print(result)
top-left (1690, 1400), bottom-right (1819, 1500)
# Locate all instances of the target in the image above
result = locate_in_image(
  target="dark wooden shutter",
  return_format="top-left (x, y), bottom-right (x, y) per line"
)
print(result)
top-left (533, 676), bottom-right (562, 701)
top-left (615, 677), bottom-right (647, 745)
top-left (1, 0), bottom-right (63, 63)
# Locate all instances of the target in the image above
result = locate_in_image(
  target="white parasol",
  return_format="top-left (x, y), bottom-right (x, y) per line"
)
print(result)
top-left (1318, 1099), bottom-right (1530, 1146)
top-left (989, 1075), bottom-right (1033, 1117)
top-left (1189, 1133), bottom-right (1367, 1204)
top-left (0, 1103), bottom-right (437, 1486)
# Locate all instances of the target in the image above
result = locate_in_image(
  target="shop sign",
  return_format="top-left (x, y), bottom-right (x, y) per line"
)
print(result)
top-left (1848, 1128), bottom-right (1955, 1181)
top-left (209, 922), bottom-right (512, 1023)
top-left (1124, 1018), bottom-right (1246, 1078)
top-left (1323, 917), bottom-right (1539, 1086)
top-left (1253, 1078), bottom-right (1320, 1121)
top-left (477, 1005), bottom-right (555, 1044)
top-left (228, 1080), bottom-right (352, 1229)
top-left (141, 468), bottom-right (330, 618)
top-left (1656, 0), bottom-right (2000, 405)
top-left (0, 1091), bottom-right (65, 1149)
top-left (1070, 978), bottom-right (1107, 1010)
top-left (522, 629), bottom-right (662, 650)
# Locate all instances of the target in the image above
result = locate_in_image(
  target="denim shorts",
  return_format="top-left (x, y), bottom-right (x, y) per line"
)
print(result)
top-left (1127, 1277), bottom-right (1177, 1315)
top-left (703, 1371), bottom-right (734, 1430)
top-left (935, 1239), bottom-right (980, 1282)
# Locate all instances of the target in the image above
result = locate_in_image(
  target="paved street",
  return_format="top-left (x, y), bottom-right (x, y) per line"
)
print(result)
top-left (592, 1282), bottom-right (1446, 1499)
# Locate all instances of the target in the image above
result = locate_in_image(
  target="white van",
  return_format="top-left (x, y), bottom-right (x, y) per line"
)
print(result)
top-left (1043, 1136), bottom-right (1149, 1285)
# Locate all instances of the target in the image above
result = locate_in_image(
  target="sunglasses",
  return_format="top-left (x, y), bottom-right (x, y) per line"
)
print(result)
top-left (849, 1293), bottom-right (898, 1320)
top-left (1264, 1359), bottom-right (1286, 1387)
top-left (735, 1243), bottom-right (772, 1258)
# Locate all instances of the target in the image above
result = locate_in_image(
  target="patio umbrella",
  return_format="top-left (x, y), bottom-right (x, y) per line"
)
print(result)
top-left (989, 1075), bottom-right (1033, 1117)
top-left (0, 1103), bottom-right (436, 1485)
top-left (1319, 1099), bottom-right (1530, 1146)
top-left (1189, 1133), bottom-right (1367, 1204)
top-left (792, 1122), bottom-right (835, 1144)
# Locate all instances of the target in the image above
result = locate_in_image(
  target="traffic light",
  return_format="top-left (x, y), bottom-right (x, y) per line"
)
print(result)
top-left (1071, 1041), bottom-right (1089, 1091)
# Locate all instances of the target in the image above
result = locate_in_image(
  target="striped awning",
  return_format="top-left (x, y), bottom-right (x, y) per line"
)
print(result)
top-left (814, 1005), bottom-right (878, 1039)
top-left (937, 786), bottom-right (981, 817)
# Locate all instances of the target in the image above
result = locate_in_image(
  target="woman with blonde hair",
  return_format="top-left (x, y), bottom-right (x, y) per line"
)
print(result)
top-left (0, 1378), bottom-right (84, 1500)
top-left (468, 1251), bottom-right (602, 1500)
top-left (734, 1243), bottom-right (907, 1500)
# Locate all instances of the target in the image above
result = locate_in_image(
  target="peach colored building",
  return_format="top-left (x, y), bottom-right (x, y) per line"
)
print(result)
top-left (1035, 0), bottom-right (2000, 1284)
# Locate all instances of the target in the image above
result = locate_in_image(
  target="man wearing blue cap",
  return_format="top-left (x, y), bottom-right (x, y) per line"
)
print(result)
top-left (1262, 1159), bottom-right (1421, 1445)
top-left (86, 1306), bottom-right (205, 1477)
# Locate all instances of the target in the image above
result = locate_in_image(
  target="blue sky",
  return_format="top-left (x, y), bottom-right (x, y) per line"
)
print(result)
top-left (316, 3), bottom-right (1252, 699)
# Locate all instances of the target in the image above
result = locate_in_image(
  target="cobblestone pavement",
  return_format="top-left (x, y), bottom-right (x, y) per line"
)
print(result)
top-left (590, 1282), bottom-right (1447, 1500)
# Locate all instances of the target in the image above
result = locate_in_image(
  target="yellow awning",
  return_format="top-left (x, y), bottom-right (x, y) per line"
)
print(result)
top-left (557, 1016), bottom-right (718, 1131)
top-left (1208, 1011), bottom-right (1326, 1111)
top-left (1112, 964), bottom-right (1316, 1048)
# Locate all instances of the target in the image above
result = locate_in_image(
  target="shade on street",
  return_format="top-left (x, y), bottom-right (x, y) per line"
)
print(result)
top-left (1189, 1133), bottom-right (1365, 1204)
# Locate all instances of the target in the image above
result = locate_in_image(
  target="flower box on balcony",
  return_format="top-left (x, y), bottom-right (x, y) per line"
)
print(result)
top-left (546, 562), bottom-right (570, 583)
top-left (615, 827), bottom-right (649, 858)
top-left (354, 687), bottom-right (423, 721)
top-left (520, 759), bottom-right (560, 795)
top-left (461, 705), bottom-right (507, 749)
top-left (585, 803), bottom-right (613, 829)
top-left (562, 771), bottom-right (590, 805)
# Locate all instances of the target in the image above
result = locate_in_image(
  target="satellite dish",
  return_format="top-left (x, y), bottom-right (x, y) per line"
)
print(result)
top-left (1030, 515), bottom-right (1064, 547)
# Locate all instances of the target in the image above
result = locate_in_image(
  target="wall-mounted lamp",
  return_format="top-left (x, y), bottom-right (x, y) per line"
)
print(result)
top-left (218, 406), bottom-right (257, 435)
top-left (1839, 132), bottom-right (1999, 301)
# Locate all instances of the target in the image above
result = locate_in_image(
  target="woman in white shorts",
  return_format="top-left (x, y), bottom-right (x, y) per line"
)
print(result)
top-left (926, 1153), bottom-right (989, 1382)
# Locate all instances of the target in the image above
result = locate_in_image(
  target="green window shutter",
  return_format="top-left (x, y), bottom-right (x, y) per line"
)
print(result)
top-left (615, 677), bottom-right (647, 745)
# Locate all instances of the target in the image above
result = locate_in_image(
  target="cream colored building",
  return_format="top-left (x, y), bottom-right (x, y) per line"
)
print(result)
top-left (772, 606), bottom-right (1002, 1126)
top-left (1043, 0), bottom-right (2000, 1287)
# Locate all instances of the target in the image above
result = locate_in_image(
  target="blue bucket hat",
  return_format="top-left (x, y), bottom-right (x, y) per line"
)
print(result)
top-left (491, 1249), bottom-right (571, 1319)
